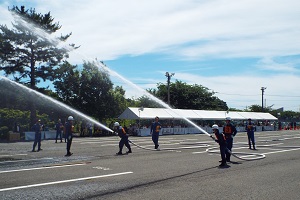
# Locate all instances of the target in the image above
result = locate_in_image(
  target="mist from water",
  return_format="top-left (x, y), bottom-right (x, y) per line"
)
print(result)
top-left (5, 10), bottom-right (211, 136)
top-left (0, 76), bottom-right (113, 133)
top-left (97, 63), bottom-right (211, 136)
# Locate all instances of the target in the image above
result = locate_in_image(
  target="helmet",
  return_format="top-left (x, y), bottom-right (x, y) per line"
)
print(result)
top-left (212, 124), bottom-right (219, 130)
top-left (225, 117), bottom-right (231, 121)
top-left (114, 122), bottom-right (120, 127)
top-left (68, 116), bottom-right (74, 121)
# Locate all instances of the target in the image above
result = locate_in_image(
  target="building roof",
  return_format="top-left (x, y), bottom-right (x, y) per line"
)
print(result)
top-left (118, 107), bottom-right (278, 121)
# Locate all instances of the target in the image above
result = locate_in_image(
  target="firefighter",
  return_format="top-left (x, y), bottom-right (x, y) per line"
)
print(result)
top-left (246, 118), bottom-right (256, 150)
top-left (150, 116), bottom-right (162, 149)
top-left (114, 122), bottom-right (132, 155)
top-left (65, 116), bottom-right (74, 156)
top-left (212, 124), bottom-right (227, 167)
top-left (32, 119), bottom-right (43, 152)
top-left (223, 117), bottom-right (237, 162)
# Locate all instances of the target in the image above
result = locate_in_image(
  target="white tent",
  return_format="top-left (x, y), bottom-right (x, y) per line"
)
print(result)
top-left (118, 107), bottom-right (278, 121)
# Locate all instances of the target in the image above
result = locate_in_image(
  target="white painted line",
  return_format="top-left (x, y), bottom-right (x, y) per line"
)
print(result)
top-left (192, 151), bottom-right (207, 154)
top-left (263, 148), bottom-right (300, 155)
top-left (0, 154), bottom-right (27, 157)
top-left (0, 171), bottom-right (133, 192)
top-left (0, 163), bottom-right (87, 174)
top-left (0, 158), bottom-right (53, 164)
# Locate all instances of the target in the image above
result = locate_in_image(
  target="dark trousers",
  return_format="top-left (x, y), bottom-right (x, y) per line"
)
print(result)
top-left (119, 136), bottom-right (131, 153)
top-left (152, 132), bottom-right (159, 148)
top-left (64, 132), bottom-right (67, 142)
top-left (56, 130), bottom-right (62, 142)
top-left (66, 134), bottom-right (73, 153)
top-left (225, 137), bottom-right (233, 161)
top-left (33, 132), bottom-right (41, 150)
top-left (220, 144), bottom-right (227, 163)
top-left (247, 131), bottom-right (255, 148)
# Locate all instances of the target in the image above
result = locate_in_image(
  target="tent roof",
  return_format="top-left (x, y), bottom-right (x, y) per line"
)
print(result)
top-left (118, 107), bottom-right (278, 121)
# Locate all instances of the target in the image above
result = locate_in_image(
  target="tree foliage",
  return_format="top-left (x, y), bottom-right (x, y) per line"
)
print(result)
top-left (0, 5), bottom-right (76, 125)
top-left (148, 80), bottom-right (228, 110)
top-left (54, 61), bottom-right (128, 121)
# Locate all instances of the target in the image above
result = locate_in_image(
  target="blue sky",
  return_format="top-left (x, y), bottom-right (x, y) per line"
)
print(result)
top-left (1, 0), bottom-right (300, 111)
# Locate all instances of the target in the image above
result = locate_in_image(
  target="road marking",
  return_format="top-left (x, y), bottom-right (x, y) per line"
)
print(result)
top-left (0, 171), bottom-right (133, 192)
top-left (0, 154), bottom-right (27, 157)
top-left (263, 148), bottom-right (300, 155)
top-left (0, 158), bottom-right (53, 164)
top-left (0, 163), bottom-right (87, 174)
top-left (192, 151), bottom-right (207, 154)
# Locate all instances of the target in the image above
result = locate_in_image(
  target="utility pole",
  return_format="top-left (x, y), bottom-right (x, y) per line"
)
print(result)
top-left (261, 87), bottom-right (267, 112)
top-left (165, 72), bottom-right (175, 106)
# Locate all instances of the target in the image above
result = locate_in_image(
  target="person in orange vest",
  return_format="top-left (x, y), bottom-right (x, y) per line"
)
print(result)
top-left (114, 122), bottom-right (132, 155)
top-left (245, 118), bottom-right (256, 150)
top-left (223, 117), bottom-right (237, 162)
top-left (212, 124), bottom-right (228, 167)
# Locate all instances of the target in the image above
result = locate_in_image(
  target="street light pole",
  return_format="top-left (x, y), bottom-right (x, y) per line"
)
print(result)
top-left (165, 72), bottom-right (175, 106)
top-left (138, 107), bottom-right (144, 135)
top-left (261, 87), bottom-right (267, 112)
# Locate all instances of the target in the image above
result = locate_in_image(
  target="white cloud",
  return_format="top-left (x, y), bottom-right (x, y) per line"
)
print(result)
top-left (1, 0), bottom-right (295, 63)
top-left (256, 57), bottom-right (299, 72)
top-left (173, 72), bottom-right (300, 111)
top-left (1, 0), bottom-right (300, 111)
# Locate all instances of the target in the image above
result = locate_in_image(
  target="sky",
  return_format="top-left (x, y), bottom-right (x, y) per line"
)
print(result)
top-left (1, 0), bottom-right (300, 112)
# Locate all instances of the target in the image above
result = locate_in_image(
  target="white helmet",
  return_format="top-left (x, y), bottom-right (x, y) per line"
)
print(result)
top-left (212, 124), bottom-right (219, 130)
top-left (114, 122), bottom-right (120, 127)
top-left (225, 117), bottom-right (231, 121)
top-left (68, 116), bottom-right (74, 121)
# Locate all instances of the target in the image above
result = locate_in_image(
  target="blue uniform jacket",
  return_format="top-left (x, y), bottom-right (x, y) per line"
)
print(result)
top-left (150, 122), bottom-right (161, 134)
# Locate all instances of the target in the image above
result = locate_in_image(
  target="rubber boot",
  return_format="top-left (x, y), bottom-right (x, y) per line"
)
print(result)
top-left (219, 161), bottom-right (227, 167)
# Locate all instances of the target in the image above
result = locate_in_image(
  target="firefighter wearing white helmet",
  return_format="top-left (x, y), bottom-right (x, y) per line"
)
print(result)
top-left (212, 124), bottom-right (227, 167)
top-left (223, 117), bottom-right (237, 162)
top-left (113, 122), bottom-right (132, 155)
top-left (68, 116), bottom-right (74, 121)
top-left (65, 116), bottom-right (74, 156)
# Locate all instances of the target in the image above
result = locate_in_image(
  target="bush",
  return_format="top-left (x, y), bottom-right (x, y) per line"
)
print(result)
top-left (0, 126), bottom-right (9, 140)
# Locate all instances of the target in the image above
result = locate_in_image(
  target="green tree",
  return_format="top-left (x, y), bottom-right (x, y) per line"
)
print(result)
top-left (134, 95), bottom-right (163, 108)
top-left (149, 80), bottom-right (228, 110)
top-left (247, 104), bottom-right (273, 112)
top-left (54, 61), bottom-right (128, 121)
top-left (0, 6), bottom-right (76, 125)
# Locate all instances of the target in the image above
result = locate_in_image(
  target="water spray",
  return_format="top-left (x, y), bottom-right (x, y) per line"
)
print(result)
top-left (5, 11), bottom-right (264, 161)
top-left (95, 62), bottom-right (269, 161)
top-left (0, 76), bottom-right (113, 133)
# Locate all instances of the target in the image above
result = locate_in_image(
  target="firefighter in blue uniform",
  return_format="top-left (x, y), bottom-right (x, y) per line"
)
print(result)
top-left (114, 122), bottom-right (132, 155)
top-left (55, 119), bottom-right (63, 143)
top-left (32, 119), bottom-right (43, 152)
top-left (223, 117), bottom-right (237, 162)
top-left (65, 116), bottom-right (74, 156)
top-left (246, 118), bottom-right (256, 150)
top-left (212, 124), bottom-right (227, 167)
top-left (150, 116), bottom-right (162, 149)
